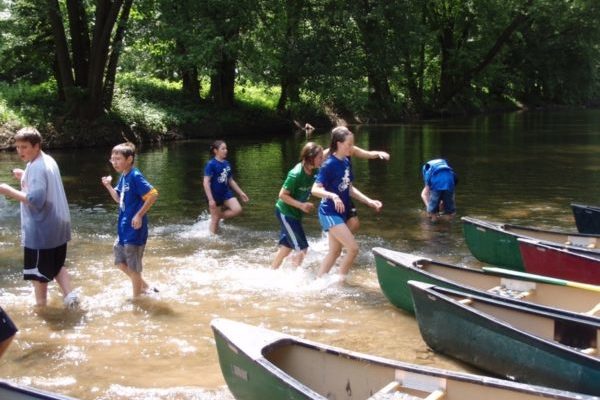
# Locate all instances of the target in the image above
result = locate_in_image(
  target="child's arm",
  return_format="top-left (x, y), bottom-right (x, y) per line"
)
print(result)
top-left (421, 185), bottom-right (430, 208)
top-left (278, 187), bottom-right (313, 214)
top-left (101, 176), bottom-right (120, 204)
top-left (203, 176), bottom-right (217, 208)
top-left (229, 178), bottom-right (249, 202)
top-left (131, 188), bottom-right (158, 230)
top-left (350, 146), bottom-right (390, 160)
top-left (350, 185), bottom-right (382, 212)
top-left (311, 182), bottom-right (345, 213)
top-left (0, 183), bottom-right (27, 203)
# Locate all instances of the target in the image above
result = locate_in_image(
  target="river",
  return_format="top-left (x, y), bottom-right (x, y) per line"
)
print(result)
top-left (0, 109), bottom-right (599, 399)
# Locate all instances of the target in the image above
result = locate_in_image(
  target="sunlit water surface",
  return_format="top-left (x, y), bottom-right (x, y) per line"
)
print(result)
top-left (0, 109), bottom-right (599, 399)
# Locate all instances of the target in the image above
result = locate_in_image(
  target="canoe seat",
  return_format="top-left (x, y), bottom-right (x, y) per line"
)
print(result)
top-left (581, 347), bottom-right (596, 355)
top-left (487, 285), bottom-right (532, 299)
top-left (424, 389), bottom-right (446, 400)
top-left (458, 298), bottom-right (472, 305)
top-left (367, 381), bottom-right (422, 400)
top-left (584, 303), bottom-right (600, 316)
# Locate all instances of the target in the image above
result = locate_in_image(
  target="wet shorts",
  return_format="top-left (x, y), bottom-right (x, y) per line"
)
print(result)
top-left (318, 212), bottom-right (346, 232)
top-left (114, 241), bottom-right (145, 273)
top-left (23, 244), bottom-right (67, 283)
top-left (427, 190), bottom-right (456, 214)
top-left (0, 307), bottom-right (17, 342)
top-left (276, 209), bottom-right (308, 251)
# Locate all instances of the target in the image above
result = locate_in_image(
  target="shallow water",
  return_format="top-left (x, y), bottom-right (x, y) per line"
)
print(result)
top-left (0, 109), bottom-right (599, 399)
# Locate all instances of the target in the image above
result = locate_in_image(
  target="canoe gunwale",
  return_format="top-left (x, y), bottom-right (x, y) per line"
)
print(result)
top-left (409, 282), bottom-right (600, 363)
top-left (211, 318), bottom-right (597, 399)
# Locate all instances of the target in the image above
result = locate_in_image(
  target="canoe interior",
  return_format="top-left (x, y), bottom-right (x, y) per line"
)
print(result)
top-left (0, 382), bottom-right (71, 400)
top-left (420, 260), bottom-right (600, 316)
top-left (262, 340), bottom-right (580, 400)
top-left (440, 291), bottom-right (600, 357)
top-left (506, 225), bottom-right (599, 250)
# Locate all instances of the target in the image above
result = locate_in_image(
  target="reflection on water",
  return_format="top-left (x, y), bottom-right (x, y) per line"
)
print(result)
top-left (0, 110), bottom-right (599, 399)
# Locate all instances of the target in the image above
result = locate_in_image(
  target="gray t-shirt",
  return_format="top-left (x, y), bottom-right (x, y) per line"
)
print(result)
top-left (20, 151), bottom-right (71, 249)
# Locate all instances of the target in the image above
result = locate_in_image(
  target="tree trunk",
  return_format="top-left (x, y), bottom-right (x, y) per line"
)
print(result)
top-left (353, 0), bottom-right (393, 118)
top-left (176, 40), bottom-right (201, 104)
top-left (210, 53), bottom-right (237, 108)
top-left (46, 0), bottom-right (75, 100)
top-left (276, 0), bottom-right (303, 113)
top-left (104, 0), bottom-right (134, 110)
top-left (87, 0), bottom-right (123, 118)
top-left (65, 0), bottom-right (90, 87)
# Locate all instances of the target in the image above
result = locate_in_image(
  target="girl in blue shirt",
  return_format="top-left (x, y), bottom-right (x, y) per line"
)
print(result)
top-left (311, 127), bottom-right (382, 283)
top-left (203, 140), bottom-right (249, 234)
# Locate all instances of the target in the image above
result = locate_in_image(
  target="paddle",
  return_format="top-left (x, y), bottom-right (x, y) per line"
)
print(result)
top-left (482, 266), bottom-right (600, 292)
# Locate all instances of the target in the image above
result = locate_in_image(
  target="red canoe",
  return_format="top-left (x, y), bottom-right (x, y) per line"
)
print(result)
top-left (518, 237), bottom-right (600, 285)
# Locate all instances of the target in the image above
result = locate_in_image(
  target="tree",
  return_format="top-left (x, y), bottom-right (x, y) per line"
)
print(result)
top-left (46, 0), bottom-right (134, 119)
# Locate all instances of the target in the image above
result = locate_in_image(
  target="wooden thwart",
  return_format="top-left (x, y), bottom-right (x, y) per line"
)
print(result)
top-left (424, 389), bottom-right (446, 400)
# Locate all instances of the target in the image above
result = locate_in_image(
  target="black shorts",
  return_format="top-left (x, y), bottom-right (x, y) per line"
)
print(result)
top-left (346, 201), bottom-right (358, 219)
top-left (23, 244), bottom-right (67, 283)
top-left (0, 307), bottom-right (17, 342)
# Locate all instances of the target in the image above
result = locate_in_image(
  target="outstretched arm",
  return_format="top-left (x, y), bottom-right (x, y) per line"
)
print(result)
top-left (350, 185), bottom-right (382, 212)
top-left (0, 183), bottom-right (27, 203)
top-left (350, 146), bottom-right (390, 160)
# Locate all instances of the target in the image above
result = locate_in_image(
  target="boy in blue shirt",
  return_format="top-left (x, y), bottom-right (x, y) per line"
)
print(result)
top-left (101, 143), bottom-right (158, 298)
top-left (421, 158), bottom-right (457, 221)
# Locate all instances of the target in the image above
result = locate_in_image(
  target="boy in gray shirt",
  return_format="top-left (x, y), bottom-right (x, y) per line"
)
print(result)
top-left (0, 127), bottom-right (78, 308)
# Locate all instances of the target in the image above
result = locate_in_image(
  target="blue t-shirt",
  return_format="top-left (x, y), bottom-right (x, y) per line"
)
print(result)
top-left (115, 167), bottom-right (154, 245)
top-left (204, 158), bottom-right (233, 202)
top-left (422, 159), bottom-right (456, 191)
top-left (316, 156), bottom-right (353, 217)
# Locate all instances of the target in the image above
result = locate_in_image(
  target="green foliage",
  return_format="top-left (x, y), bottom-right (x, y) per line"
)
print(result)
top-left (0, 81), bottom-right (59, 125)
top-left (1, 0), bottom-right (600, 135)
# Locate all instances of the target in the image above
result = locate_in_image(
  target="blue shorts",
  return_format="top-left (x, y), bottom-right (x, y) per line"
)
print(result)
top-left (206, 191), bottom-right (233, 207)
top-left (276, 210), bottom-right (308, 251)
top-left (428, 190), bottom-right (456, 214)
top-left (318, 212), bottom-right (346, 232)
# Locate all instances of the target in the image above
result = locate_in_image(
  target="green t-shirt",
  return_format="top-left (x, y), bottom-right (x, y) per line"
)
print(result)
top-left (275, 162), bottom-right (317, 220)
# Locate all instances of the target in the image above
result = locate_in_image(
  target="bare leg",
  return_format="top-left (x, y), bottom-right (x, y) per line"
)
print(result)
top-left (318, 231), bottom-right (343, 277)
top-left (33, 281), bottom-right (49, 307)
top-left (222, 197), bottom-right (242, 219)
top-left (117, 263), bottom-right (149, 296)
top-left (129, 271), bottom-right (145, 298)
top-left (290, 249), bottom-right (307, 267)
top-left (0, 336), bottom-right (15, 359)
top-left (54, 267), bottom-right (73, 297)
top-left (208, 205), bottom-right (222, 234)
top-left (346, 216), bottom-right (360, 234)
top-left (272, 246), bottom-right (292, 269)
top-left (319, 224), bottom-right (359, 278)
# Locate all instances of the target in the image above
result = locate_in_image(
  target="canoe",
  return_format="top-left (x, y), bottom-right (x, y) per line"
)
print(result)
top-left (462, 216), bottom-right (600, 271)
top-left (518, 238), bottom-right (600, 285)
top-left (572, 203), bottom-right (600, 234)
top-left (408, 281), bottom-right (600, 396)
top-left (0, 380), bottom-right (77, 399)
top-left (211, 318), bottom-right (596, 400)
top-left (373, 247), bottom-right (600, 321)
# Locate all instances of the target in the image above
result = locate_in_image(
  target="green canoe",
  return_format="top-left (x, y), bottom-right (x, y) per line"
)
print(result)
top-left (409, 281), bottom-right (600, 396)
top-left (0, 380), bottom-right (77, 399)
top-left (373, 247), bottom-right (600, 321)
top-left (461, 216), bottom-right (600, 271)
top-left (211, 318), bottom-right (595, 400)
